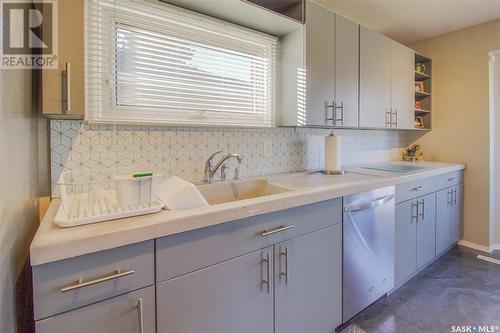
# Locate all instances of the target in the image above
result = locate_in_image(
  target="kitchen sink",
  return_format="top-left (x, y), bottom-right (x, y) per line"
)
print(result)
top-left (197, 179), bottom-right (292, 205)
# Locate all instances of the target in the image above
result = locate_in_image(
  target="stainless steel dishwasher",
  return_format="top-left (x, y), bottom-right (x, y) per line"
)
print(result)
top-left (343, 186), bottom-right (395, 322)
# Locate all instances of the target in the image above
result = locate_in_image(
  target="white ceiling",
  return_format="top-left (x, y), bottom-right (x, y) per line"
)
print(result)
top-left (316, 0), bottom-right (500, 44)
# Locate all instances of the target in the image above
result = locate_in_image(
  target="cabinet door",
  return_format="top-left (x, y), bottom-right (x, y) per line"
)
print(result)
top-left (42, 0), bottom-right (84, 118)
top-left (335, 15), bottom-right (359, 128)
top-left (436, 188), bottom-right (452, 254)
top-left (305, 0), bottom-right (334, 126)
top-left (156, 247), bottom-right (273, 333)
top-left (359, 27), bottom-right (392, 128)
top-left (275, 224), bottom-right (342, 333)
top-left (416, 193), bottom-right (437, 269)
top-left (391, 41), bottom-right (415, 129)
top-left (395, 200), bottom-right (417, 285)
top-left (450, 185), bottom-right (463, 243)
top-left (36, 286), bottom-right (155, 333)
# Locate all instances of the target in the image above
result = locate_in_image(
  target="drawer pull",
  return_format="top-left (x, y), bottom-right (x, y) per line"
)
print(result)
top-left (448, 177), bottom-right (456, 182)
top-left (260, 225), bottom-right (294, 237)
top-left (60, 269), bottom-right (135, 292)
top-left (412, 186), bottom-right (425, 191)
top-left (262, 253), bottom-right (271, 293)
top-left (137, 298), bottom-right (144, 333)
top-left (280, 246), bottom-right (290, 285)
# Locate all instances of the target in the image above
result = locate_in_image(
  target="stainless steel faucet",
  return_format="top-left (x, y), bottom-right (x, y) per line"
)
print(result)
top-left (204, 151), bottom-right (243, 183)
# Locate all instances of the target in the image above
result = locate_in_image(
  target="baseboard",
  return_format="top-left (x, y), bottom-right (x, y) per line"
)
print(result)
top-left (457, 240), bottom-right (492, 253)
top-left (490, 244), bottom-right (500, 251)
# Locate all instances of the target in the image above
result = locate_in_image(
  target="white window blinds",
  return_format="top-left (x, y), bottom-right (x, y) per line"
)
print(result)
top-left (85, 0), bottom-right (278, 127)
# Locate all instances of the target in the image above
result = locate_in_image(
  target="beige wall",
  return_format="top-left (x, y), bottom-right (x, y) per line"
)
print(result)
top-left (409, 19), bottom-right (500, 248)
top-left (0, 67), bottom-right (49, 331)
top-left (492, 51), bottom-right (500, 247)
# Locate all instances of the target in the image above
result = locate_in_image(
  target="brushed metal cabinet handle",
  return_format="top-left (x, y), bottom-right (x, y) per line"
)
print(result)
top-left (261, 253), bottom-right (271, 293)
top-left (411, 201), bottom-right (419, 223)
top-left (137, 298), bottom-right (144, 333)
top-left (447, 189), bottom-right (452, 207)
top-left (325, 100), bottom-right (335, 125)
top-left (448, 177), bottom-right (456, 182)
top-left (60, 269), bottom-right (135, 292)
top-left (453, 188), bottom-right (458, 206)
top-left (65, 62), bottom-right (71, 113)
top-left (280, 246), bottom-right (289, 285)
top-left (418, 199), bottom-right (425, 221)
top-left (261, 225), bottom-right (294, 237)
top-left (385, 109), bottom-right (392, 127)
top-left (412, 186), bottom-right (425, 191)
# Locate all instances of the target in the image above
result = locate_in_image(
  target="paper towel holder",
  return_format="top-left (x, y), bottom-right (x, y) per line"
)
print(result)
top-left (322, 132), bottom-right (345, 175)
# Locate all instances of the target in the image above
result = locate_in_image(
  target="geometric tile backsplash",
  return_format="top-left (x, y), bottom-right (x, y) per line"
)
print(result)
top-left (50, 120), bottom-right (407, 194)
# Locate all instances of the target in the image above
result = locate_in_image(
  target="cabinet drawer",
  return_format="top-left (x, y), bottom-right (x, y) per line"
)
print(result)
top-left (33, 240), bottom-right (154, 320)
top-left (396, 171), bottom-right (463, 203)
top-left (156, 198), bottom-right (342, 282)
top-left (36, 285), bottom-right (155, 333)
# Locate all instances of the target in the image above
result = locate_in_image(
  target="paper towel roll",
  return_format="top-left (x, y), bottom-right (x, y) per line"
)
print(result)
top-left (324, 134), bottom-right (342, 172)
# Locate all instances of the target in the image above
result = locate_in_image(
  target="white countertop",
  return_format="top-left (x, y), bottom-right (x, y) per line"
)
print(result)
top-left (30, 161), bottom-right (465, 266)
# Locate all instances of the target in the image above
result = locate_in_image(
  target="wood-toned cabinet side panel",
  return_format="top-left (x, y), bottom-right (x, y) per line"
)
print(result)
top-left (42, 0), bottom-right (84, 117)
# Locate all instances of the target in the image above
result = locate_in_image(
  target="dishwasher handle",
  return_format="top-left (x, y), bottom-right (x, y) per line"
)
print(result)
top-left (344, 193), bottom-right (394, 212)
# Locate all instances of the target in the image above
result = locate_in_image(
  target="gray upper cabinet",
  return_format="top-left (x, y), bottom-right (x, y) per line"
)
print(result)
top-left (275, 224), bottom-right (342, 332)
top-left (360, 27), bottom-right (392, 128)
top-left (36, 286), bottom-right (156, 333)
top-left (360, 27), bottom-right (415, 129)
top-left (305, 0), bottom-right (335, 126)
top-left (281, 3), bottom-right (360, 128)
top-left (156, 247), bottom-right (274, 333)
top-left (334, 15), bottom-right (359, 128)
top-left (390, 41), bottom-right (415, 129)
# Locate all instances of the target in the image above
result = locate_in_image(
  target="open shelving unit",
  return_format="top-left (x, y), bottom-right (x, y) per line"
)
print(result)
top-left (414, 53), bottom-right (432, 130)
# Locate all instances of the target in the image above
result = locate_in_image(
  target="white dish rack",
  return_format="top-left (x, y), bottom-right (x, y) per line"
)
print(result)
top-left (55, 169), bottom-right (164, 228)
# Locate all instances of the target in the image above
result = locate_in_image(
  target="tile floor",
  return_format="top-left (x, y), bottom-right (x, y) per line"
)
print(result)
top-left (340, 246), bottom-right (500, 333)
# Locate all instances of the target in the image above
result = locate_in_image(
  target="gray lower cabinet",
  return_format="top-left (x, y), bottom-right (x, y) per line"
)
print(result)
top-left (436, 185), bottom-right (463, 254)
top-left (275, 224), bottom-right (342, 332)
top-left (395, 200), bottom-right (417, 285)
top-left (395, 193), bottom-right (436, 285)
top-left (451, 185), bottom-right (463, 243)
top-left (35, 286), bottom-right (155, 333)
top-left (156, 247), bottom-right (274, 333)
top-left (416, 193), bottom-right (436, 268)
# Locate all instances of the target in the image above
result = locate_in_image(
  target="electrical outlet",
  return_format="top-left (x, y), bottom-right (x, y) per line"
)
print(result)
top-left (263, 140), bottom-right (272, 158)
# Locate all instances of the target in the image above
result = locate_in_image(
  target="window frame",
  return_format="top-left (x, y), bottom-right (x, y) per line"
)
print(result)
top-left (85, 0), bottom-right (278, 127)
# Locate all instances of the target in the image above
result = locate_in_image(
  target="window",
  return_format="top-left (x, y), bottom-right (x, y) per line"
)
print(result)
top-left (86, 0), bottom-right (278, 127)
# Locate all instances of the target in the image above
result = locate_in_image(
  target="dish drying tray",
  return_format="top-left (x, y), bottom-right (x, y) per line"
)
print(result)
top-left (54, 170), bottom-right (164, 228)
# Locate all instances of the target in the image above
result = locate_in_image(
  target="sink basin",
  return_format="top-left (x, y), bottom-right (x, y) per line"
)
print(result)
top-left (197, 179), bottom-right (292, 205)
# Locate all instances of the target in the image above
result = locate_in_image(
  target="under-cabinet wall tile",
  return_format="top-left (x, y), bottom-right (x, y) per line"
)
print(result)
top-left (49, 120), bottom-right (406, 194)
